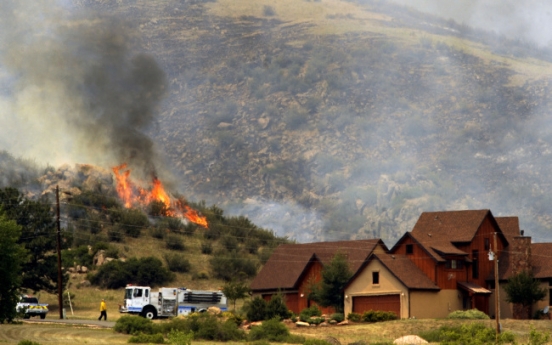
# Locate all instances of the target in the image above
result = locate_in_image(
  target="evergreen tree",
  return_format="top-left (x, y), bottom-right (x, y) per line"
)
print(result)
top-left (310, 252), bottom-right (352, 313)
top-left (0, 212), bottom-right (28, 323)
top-left (0, 187), bottom-right (68, 293)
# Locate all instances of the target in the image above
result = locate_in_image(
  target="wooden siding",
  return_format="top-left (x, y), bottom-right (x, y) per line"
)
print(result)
top-left (454, 216), bottom-right (504, 288)
top-left (393, 236), bottom-right (436, 282)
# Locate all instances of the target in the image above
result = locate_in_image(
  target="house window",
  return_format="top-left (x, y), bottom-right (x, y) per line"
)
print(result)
top-left (484, 238), bottom-right (490, 251)
top-left (406, 244), bottom-right (413, 254)
top-left (372, 271), bottom-right (380, 285)
top-left (472, 250), bottom-right (479, 279)
top-left (445, 259), bottom-right (464, 270)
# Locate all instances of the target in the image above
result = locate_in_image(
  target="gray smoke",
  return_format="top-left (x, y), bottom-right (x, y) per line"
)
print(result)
top-left (389, 0), bottom-right (552, 47)
top-left (0, 0), bottom-right (167, 181)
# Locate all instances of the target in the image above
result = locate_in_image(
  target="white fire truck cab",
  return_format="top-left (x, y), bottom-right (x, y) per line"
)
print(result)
top-left (119, 285), bottom-right (227, 319)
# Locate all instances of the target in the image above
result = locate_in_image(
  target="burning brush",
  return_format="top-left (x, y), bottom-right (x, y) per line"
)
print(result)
top-left (112, 163), bottom-right (208, 228)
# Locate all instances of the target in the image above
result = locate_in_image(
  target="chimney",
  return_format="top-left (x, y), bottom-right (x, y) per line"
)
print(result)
top-left (511, 231), bottom-right (532, 319)
top-left (511, 231), bottom-right (531, 276)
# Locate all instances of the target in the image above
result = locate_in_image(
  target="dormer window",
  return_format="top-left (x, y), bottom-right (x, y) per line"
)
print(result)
top-left (445, 259), bottom-right (464, 270)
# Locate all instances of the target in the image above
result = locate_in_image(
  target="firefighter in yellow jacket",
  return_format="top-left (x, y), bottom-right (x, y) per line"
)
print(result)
top-left (98, 299), bottom-right (107, 321)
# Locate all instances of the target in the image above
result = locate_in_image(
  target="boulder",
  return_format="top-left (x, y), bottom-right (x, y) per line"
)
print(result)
top-left (393, 335), bottom-right (428, 345)
top-left (295, 321), bottom-right (310, 327)
top-left (93, 250), bottom-right (106, 266)
top-left (207, 306), bottom-right (221, 315)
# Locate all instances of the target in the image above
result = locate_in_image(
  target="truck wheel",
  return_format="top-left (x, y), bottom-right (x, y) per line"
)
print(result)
top-left (23, 314), bottom-right (30, 319)
top-left (142, 307), bottom-right (157, 320)
top-left (40, 314), bottom-right (46, 319)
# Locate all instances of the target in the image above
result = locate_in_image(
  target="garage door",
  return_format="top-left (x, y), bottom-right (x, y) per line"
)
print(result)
top-left (352, 295), bottom-right (400, 316)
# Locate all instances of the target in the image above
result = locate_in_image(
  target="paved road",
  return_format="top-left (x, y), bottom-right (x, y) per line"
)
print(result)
top-left (23, 318), bottom-right (116, 328)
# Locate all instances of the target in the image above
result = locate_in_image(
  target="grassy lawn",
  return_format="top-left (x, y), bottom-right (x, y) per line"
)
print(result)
top-left (3, 318), bottom-right (552, 345)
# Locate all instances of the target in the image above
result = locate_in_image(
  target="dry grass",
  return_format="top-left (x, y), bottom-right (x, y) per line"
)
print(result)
top-left (205, 0), bottom-right (552, 86)
top-left (3, 317), bottom-right (552, 345)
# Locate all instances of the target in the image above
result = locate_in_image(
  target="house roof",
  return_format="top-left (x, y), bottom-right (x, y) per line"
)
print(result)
top-left (531, 243), bottom-right (552, 279)
top-left (406, 209), bottom-right (503, 262)
top-left (495, 217), bottom-right (521, 243)
top-left (457, 281), bottom-right (491, 294)
top-left (250, 239), bottom-right (385, 292)
top-left (367, 253), bottom-right (440, 290)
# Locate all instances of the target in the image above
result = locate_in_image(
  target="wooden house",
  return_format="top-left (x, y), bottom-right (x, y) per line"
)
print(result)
top-left (250, 239), bottom-right (388, 314)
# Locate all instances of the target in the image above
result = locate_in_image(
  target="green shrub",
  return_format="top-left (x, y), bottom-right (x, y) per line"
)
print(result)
top-left (165, 313), bottom-right (245, 341)
top-left (528, 327), bottom-right (550, 345)
top-left (192, 271), bottom-right (209, 280)
top-left (308, 316), bottom-right (324, 325)
top-left (114, 315), bottom-right (155, 335)
top-left (299, 305), bottom-right (321, 322)
top-left (118, 208), bottom-right (149, 238)
top-left (182, 223), bottom-right (197, 236)
top-left (150, 226), bottom-right (166, 239)
top-left (418, 323), bottom-right (515, 344)
top-left (128, 332), bottom-right (165, 343)
top-left (17, 341), bottom-right (42, 345)
top-left (249, 318), bottom-right (290, 342)
top-left (201, 242), bottom-right (213, 254)
top-left (62, 245), bottom-right (93, 268)
top-left (361, 310), bottom-right (398, 323)
top-left (210, 250), bottom-right (259, 281)
top-left (266, 293), bottom-right (291, 320)
top-left (91, 257), bottom-right (174, 288)
top-left (347, 312), bottom-right (361, 322)
top-left (245, 297), bottom-right (268, 322)
top-left (330, 313), bottom-right (345, 323)
top-left (167, 329), bottom-right (194, 345)
top-left (220, 234), bottom-right (239, 252)
top-left (105, 246), bottom-right (119, 259)
top-left (447, 309), bottom-right (490, 319)
top-left (164, 253), bottom-right (191, 273)
top-left (108, 226), bottom-right (124, 242)
top-left (165, 233), bottom-right (185, 251)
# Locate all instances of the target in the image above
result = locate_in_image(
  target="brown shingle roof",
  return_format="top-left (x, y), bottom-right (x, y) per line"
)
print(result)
top-left (371, 253), bottom-right (440, 290)
top-left (495, 216), bottom-right (520, 244)
top-left (250, 239), bottom-right (384, 291)
top-left (409, 210), bottom-right (497, 261)
top-left (531, 243), bottom-right (552, 279)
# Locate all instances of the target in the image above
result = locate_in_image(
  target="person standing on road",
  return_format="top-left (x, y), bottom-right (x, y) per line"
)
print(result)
top-left (98, 299), bottom-right (107, 321)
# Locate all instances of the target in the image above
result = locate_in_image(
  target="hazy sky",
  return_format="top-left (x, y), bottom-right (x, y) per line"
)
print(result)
top-left (391, 0), bottom-right (552, 46)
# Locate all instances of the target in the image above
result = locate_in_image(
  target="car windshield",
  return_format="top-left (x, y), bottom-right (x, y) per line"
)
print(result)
top-left (125, 288), bottom-right (133, 300)
top-left (21, 297), bottom-right (38, 304)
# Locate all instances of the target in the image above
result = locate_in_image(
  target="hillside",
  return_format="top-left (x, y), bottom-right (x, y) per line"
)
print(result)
top-left (3, 0), bottom-right (552, 245)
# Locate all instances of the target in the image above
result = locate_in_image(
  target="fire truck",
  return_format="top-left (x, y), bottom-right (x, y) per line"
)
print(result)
top-left (119, 285), bottom-right (227, 319)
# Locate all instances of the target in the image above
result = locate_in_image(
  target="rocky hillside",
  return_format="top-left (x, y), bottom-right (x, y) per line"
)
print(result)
top-left (5, 0), bottom-right (552, 245)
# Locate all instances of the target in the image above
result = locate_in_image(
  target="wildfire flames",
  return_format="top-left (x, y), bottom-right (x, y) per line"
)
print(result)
top-left (112, 164), bottom-right (208, 228)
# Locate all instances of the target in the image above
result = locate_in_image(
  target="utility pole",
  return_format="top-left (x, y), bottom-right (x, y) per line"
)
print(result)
top-left (494, 232), bottom-right (500, 339)
top-left (56, 186), bottom-right (63, 319)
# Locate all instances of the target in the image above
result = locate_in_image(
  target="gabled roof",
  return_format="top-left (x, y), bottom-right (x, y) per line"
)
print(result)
top-left (366, 253), bottom-right (439, 290)
top-left (531, 243), bottom-right (552, 279)
top-left (406, 209), bottom-right (503, 262)
top-left (250, 239), bottom-right (385, 291)
top-left (495, 216), bottom-right (521, 243)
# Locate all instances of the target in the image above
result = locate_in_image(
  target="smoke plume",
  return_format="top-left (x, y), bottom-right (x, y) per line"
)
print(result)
top-left (0, 0), bottom-right (167, 181)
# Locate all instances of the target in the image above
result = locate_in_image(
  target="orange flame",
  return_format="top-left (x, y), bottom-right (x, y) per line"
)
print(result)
top-left (112, 164), bottom-right (208, 228)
